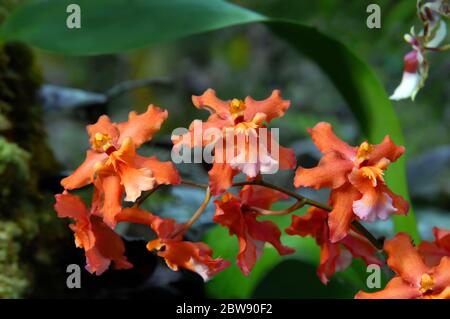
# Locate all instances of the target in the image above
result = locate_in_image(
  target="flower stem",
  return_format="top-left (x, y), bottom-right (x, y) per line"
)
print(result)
top-left (232, 179), bottom-right (384, 250)
top-left (137, 178), bottom-right (384, 250)
top-left (248, 199), bottom-right (306, 216)
top-left (133, 184), bottom-right (162, 208)
top-left (185, 186), bottom-right (211, 229)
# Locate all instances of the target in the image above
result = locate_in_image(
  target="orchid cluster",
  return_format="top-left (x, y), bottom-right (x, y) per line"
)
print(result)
top-left (390, 0), bottom-right (449, 100)
top-left (54, 89), bottom-right (450, 299)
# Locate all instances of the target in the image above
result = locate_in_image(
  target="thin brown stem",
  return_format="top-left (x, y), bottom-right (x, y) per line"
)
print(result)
top-left (185, 187), bottom-right (211, 229)
top-left (171, 186), bottom-right (211, 238)
top-left (180, 180), bottom-right (208, 189)
top-left (133, 184), bottom-right (162, 208)
top-left (248, 199), bottom-right (306, 216)
top-left (133, 178), bottom-right (384, 250)
top-left (232, 179), bottom-right (384, 250)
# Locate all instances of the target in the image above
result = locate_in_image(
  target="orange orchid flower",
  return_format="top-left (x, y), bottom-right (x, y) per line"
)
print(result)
top-left (173, 89), bottom-right (296, 195)
top-left (286, 207), bottom-right (381, 284)
top-left (54, 192), bottom-right (132, 275)
top-left (61, 106), bottom-right (180, 227)
top-left (294, 122), bottom-right (409, 242)
top-left (213, 185), bottom-right (294, 275)
top-left (116, 207), bottom-right (230, 281)
top-left (419, 227), bottom-right (450, 267)
top-left (356, 233), bottom-right (450, 299)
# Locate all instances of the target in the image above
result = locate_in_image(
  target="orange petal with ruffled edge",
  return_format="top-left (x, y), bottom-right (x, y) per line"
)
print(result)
top-left (110, 138), bottom-right (155, 202)
top-left (341, 233), bottom-right (381, 267)
top-left (214, 192), bottom-right (293, 275)
top-left (419, 241), bottom-right (448, 267)
top-left (135, 156), bottom-right (180, 185)
top-left (308, 122), bottom-right (356, 158)
top-left (61, 150), bottom-right (107, 190)
top-left (317, 240), bottom-right (342, 284)
top-left (86, 115), bottom-right (120, 147)
top-left (240, 185), bottom-right (287, 210)
top-left (349, 169), bottom-right (402, 222)
top-left (153, 240), bottom-right (230, 281)
top-left (294, 151), bottom-right (353, 189)
top-left (328, 184), bottom-right (361, 243)
top-left (368, 135), bottom-right (405, 165)
top-left (384, 233), bottom-right (429, 287)
top-left (419, 228), bottom-right (450, 267)
top-left (355, 276), bottom-right (422, 299)
top-left (172, 116), bottom-right (231, 150)
top-left (246, 214), bottom-right (295, 257)
top-left (431, 257), bottom-right (450, 293)
top-left (285, 207), bottom-right (328, 240)
top-left (192, 88), bottom-right (231, 115)
top-left (278, 145), bottom-right (296, 170)
top-left (285, 207), bottom-right (348, 284)
top-left (208, 162), bottom-right (238, 195)
top-left (382, 185), bottom-right (409, 215)
top-left (87, 216), bottom-right (132, 275)
top-left (54, 193), bottom-right (131, 275)
top-left (244, 90), bottom-right (290, 123)
top-left (115, 207), bottom-right (157, 226)
top-left (54, 192), bottom-right (89, 221)
top-left (434, 227), bottom-right (450, 241)
top-left (97, 174), bottom-right (123, 228)
top-left (117, 105), bottom-right (167, 147)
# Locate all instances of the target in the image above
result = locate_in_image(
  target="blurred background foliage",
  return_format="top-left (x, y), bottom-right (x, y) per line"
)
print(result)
top-left (0, 0), bottom-right (449, 298)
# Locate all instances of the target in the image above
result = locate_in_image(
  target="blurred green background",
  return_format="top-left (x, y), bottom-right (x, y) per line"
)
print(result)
top-left (0, 0), bottom-right (449, 298)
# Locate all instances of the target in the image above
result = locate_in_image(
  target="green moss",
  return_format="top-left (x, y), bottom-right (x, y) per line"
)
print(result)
top-left (0, 14), bottom-right (66, 297)
top-left (0, 221), bottom-right (29, 298)
top-left (0, 137), bottom-right (30, 207)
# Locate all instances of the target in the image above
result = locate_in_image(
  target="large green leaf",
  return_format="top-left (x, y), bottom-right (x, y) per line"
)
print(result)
top-left (0, 0), bottom-right (419, 296)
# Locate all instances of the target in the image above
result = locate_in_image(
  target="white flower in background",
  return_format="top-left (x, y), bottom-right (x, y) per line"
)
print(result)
top-left (390, 0), bottom-right (449, 101)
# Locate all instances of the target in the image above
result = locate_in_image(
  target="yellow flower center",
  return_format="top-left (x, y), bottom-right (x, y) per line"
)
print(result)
top-left (360, 166), bottom-right (384, 187)
top-left (420, 273), bottom-right (434, 294)
top-left (235, 121), bottom-right (258, 135)
top-left (230, 98), bottom-right (246, 120)
top-left (91, 132), bottom-right (115, 153)
top-left (356, 141), bottom-right (373, 163)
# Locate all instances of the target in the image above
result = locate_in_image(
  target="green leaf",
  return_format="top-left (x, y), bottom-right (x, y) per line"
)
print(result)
top-left (1, 0), bottom-right (419, 296)
top-left (0, 0), bottom-right (263, 55)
